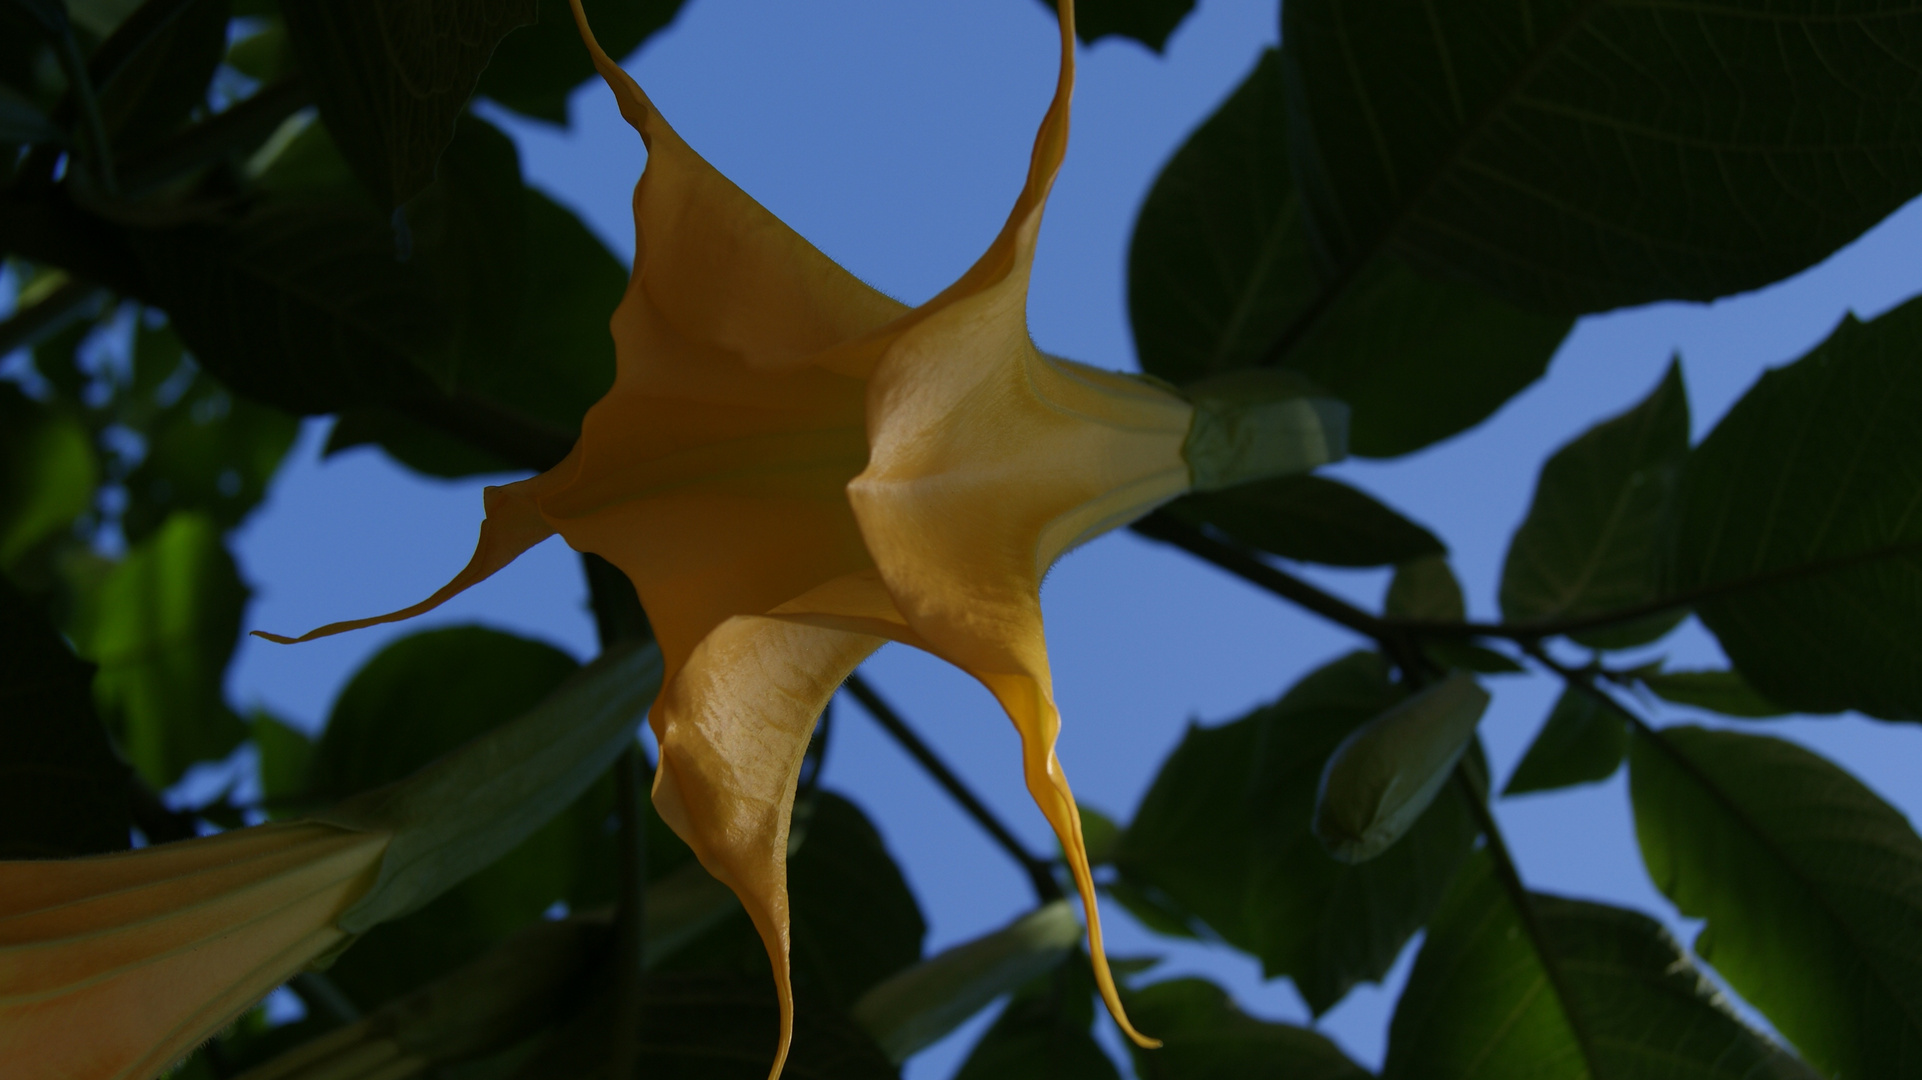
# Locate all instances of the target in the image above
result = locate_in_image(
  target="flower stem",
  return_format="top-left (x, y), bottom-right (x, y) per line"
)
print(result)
top-left (843, 674), bottom-right (1063, 903)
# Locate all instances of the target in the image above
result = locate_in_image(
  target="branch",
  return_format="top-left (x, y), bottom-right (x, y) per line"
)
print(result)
top-left (118, 76), bottom-right (313, 197)
top-left (842, 674), bottom-right (1064, 903)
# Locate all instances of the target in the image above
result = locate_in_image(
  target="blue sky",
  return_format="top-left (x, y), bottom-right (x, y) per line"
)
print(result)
top-left (212, 0), bottom-right (1922, 1074)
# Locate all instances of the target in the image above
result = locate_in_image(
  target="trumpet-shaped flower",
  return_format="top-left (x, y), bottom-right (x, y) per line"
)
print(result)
top-left (0, 822), bottom-right (388, 1079)
top-left (262, 0), bottom-right (1196, 1070)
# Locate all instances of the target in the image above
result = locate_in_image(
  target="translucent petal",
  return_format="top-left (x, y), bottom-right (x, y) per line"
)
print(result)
top-left (0, 823), bottom-right (387, 1080)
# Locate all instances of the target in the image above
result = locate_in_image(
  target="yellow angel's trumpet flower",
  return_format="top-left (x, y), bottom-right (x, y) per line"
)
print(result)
top-left (0, 822), bottom-right (388, 1080)
top-left (255, 1), bottom-right (1344, 1072)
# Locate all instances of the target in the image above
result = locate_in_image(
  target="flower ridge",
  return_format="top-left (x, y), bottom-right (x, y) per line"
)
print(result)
top-left (259, 0), bottom-right (1187, 1070)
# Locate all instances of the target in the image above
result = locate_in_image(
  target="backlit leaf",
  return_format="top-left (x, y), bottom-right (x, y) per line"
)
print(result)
top-left (1503, 687), bottom-right (1624, 797)
top-left (1166, 474), bottom-right (1443, 568)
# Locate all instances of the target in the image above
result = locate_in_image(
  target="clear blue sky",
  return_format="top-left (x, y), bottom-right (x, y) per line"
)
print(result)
top-left (220, 0), bottom-right (1922, 1074)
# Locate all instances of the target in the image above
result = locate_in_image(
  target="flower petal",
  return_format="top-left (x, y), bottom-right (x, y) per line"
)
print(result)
top-left (0, 823), bottom-right (387, 1079)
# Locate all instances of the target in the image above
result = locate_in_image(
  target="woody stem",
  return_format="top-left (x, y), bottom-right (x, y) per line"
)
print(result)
top-left (844, 674), bottom-right (1064, 903)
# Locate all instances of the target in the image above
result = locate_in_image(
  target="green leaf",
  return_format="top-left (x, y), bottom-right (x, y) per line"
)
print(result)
top-left (0, 383), bottom-right (96, 571)
top-left (1314, 670), bottom-right (1490, 864)
top-left (0, 576), bottom-right (128, 857)
top-left (1501, 361), bottom-right (1689, 650)
top-left (1638, 669), bottom-right (1786, 720)
top-left (479, 0), bottom-right (686, 125)
top-left (1116, 652), bottom-right (1478, 1013)
top-left (1503, 687), bottom-right (1625, 797)
top-left (1122, 978), bottom-right (1370, 1080)
top-left (853, 900), bottom-right (1081, 1064)
top-left (278, 0), bottom-right (539, 208)
top-left (249, 709), bottom-right (312, 807)
top-left (132, 201), bottom-right (449, 415)
top-left (1665, 298), bottom-right (1922, 720)
top-left (310, 624), bottom-right (590, 1005)
top-left (1128, 49), bottom-right (1568, 457)
top-left (94, 0), bottom-right (228, 155)
top-left (1165, 474), bottom-right (1442, 568)
top-left (1629, 726), bottom-right (1922, 1076)
top-left (518, 972), bottom-right (898, 1080)
top-left (0, 82), bottom-right (61, 145)
top-left (664, 792), bottom-right (925, 1012)
top-left (1064, 0), bottom-right (1194, 52)
top-left (120, 323), bottom-right (299, 542)
top-left (1384, 849), bottom-right (1815, 1080)
top-left (71, 511), bottom-right (247, 788)
top-left (329, 170), bottom-right (621, 478)
top-left (1385, 553), bottom-right (1463, 621)
top-left (954, 956), bottom-right (1121, 1080)
top-left (1282, 1), bottom-right (1922, 314)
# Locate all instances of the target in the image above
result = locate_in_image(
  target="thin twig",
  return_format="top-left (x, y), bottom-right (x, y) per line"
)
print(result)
top-left (843, 674), bottom-right (1063, 903)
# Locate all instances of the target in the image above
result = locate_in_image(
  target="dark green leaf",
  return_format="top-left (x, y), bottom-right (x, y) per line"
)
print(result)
top-left (1503, 687), bottom-right (1625, 797)
top-left (249, 709), bottom-right (311, 807)
top-left (0, 576), bottom-right (128, 857)
top-left (1128, 50), bottom-right (1567, 456)
top-left (1283, 1), bottom-right (1922, 314)
top-left (663, 792), bottom-right (925, 1012)
top-left (70, 511), bottom-right (246, 788)
top-left (1071, 0), bottom-right (1194, 52)
top-left (1116, 652), bottom-right (1478, 1013)
top-left (1385, 553), bottom-right (1462, 621)
top-left (1122, 978), bottom-right (1369, 1080)
top-left (1629, 726), bottom-right (1922, 1077)
top-left (132, 200), bottom-right (448, 414)
top-left (0, 83), bottom-right (62, 145)
top-left (330, 175), bottom-right (621, 477)
top-left (1638, 669), bottom-right (1786, 720)
top-left (480, 0), bottom-right (686, 125)
top-left (1666, 298), bottom-right (1922, 719)
top-left (279, 0), bottom-right (539, 208)
top-left (1385, 849), bottom-right (1814, 1080)
top-left (1420, 640), bottom-right (1524, 676)
top-left (313, 624), bottom-right (596, 1007)
top-left (1502, 361), bottom-right (1689, 650)
top-left (95, 0), bottom-right (228, 155)
top-left (225, 20), bottom-right (291, 84)
top-left (120, 323), bottom-right (298, 542)
top-left (516, 973), bottom-right (898, 1080)
top-left (0, 383), bottom-right (95, 571)
top-left (1165, 474), bottom-right (1442, 568)
top-left (955, 957), bottom-right (1121, 1080)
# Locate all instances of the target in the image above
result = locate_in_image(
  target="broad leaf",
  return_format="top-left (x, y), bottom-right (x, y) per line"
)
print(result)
top-left (94, 0), bottom-right (229, 155)
top-left (1123, 978), bottom-right (1370, 1080)
top-left (279, 0), bottom-right (539, 208)
top-left (1501, 361), bottom-right (1688, 649)
top-left (132, 201), bottom-right (448, 415)
top-left (1116, 652), bottom-right (1478, 1012)
top-left (954, 957), bottom-right (1121, 1080)
top-left (1314, 670), bottom-right (1489, 864)
top-left (1385, 849), bottom-right (1815, 1080)
top-left (664, 792), bottom-right (925, 1012)
top-left (1071, 0), bottom-right (1194, 52)
top-left (1629, 726), bottom-right (1922, 1077)
top-left (1637, 669), bottom-right (1786, 720)
top-left (517, 973), bottom-right (898, 1080)
top-left (120, 322), bottom-right (298, 542)
top-left (1282, 1), bottom-right (1922, 313)
top-left (1129, 49), bottom-right (1568, 456)
top-left (0, 577), bottom-right (128, 857)
top-left (311, 624), bottom-right (596, 1007)
top-left (1165, 474), bottom-right (1442, 568)
top-left (1666, 297), bottom-right (1922, 719)
top-left (0, 384), bottom-right (95, 571)
top-left (330, 179), bottom-right (621, 477)
top-left (1503, 687), bottom-right (1624, 797)
top-left (70, 511), bottom-right (247, 788)
top-left (481, 0), bottom-right (686, 125)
